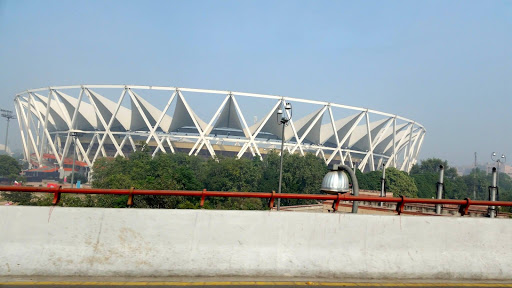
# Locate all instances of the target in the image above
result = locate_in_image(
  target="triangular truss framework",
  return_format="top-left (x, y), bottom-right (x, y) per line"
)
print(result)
top-left (14, 85), bottom-right (426, 174)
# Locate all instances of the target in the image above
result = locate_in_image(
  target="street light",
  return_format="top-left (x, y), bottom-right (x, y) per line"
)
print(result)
top-left (321, 164), bottom-right (360, 213)
top-left (491, 152), bottom-right (506, 188)
top-left (276, 101), bottom-right (292, 211)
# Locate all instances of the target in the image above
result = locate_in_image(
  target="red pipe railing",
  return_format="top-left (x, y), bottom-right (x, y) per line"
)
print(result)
top-left (1, 185), bottom-right (511, 216)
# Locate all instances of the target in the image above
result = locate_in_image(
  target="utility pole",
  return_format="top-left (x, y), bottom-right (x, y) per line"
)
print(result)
top-left (436, 165), bottom-right (444, 214)
top-left (488, 167), bottom-right (498, 218)
top-left (0, 109), bottom-right (16, 153)
top-left (70, 132), bottom-right (79, 188)
top-left (379, 163), bottom-right (386, 207)
top-left (473, 152), bottom-right (477, 199)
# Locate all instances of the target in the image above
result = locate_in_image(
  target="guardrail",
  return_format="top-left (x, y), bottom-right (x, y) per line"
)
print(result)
top-left (1, 185), bottom-right (511, 216)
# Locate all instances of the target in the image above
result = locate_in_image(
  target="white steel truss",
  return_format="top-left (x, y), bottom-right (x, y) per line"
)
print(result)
top-left (14, 85), bottom-right (426, 173)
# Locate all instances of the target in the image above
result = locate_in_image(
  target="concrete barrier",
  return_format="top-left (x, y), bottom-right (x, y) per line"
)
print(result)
top-left (1, 206), bottom-right (511, 279)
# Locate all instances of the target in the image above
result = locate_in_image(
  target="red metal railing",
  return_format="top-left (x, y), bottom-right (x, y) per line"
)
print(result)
top-left (1, 185), bottom-right (512, 216)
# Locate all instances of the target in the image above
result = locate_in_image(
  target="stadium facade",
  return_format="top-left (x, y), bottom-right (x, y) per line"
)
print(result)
top-left (14, 85), bottom-right (425, 175)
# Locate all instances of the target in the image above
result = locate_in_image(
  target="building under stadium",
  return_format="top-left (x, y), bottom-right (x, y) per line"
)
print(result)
top-left (14, 85), bottom-right (426, 178)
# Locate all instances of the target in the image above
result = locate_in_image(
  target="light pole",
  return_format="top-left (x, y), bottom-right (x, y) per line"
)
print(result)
top-left (379, 162), bottom-right (386, 207)
top-left (491, 152), bottom-right (506, 187)
top-left (70, 132), bottom-right (79, 188)
top-left (1, 109), bottom-right (16, 153)
top-left (276, 101), bottom-right (292, 211)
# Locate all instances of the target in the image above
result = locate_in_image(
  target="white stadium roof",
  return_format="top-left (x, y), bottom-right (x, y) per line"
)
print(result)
top-left (15, 85), bottom-right (425, 172)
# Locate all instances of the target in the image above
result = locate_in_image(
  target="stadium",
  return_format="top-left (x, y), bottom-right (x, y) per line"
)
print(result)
top-left (14, 85), bottom-right (425, 178)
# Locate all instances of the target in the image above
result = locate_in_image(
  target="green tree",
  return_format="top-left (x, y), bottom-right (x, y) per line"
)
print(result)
top-left (411, 173), bottom-right (438, 198)
top-left (460, 168), bottom-right (512, 212)
top-left (0, 155), bottom-right (22, 179)
top-left (410, 158), bottom-right (468, 200)
top-left (66, 173), bottom-right (88, 184)
top-left (359, 167), bottom-right (418, 197)
top-left (203, 156), bottom-right (261, 192)
top-left (0, 155), bottom-right (30, 204)
top-left (385, 167), bottom-right (418, 197)
top-left (258, 151), bottom-right (328, 206)
top-left (91, 150), bottom-right (206, 209)
top-left (410, 158), bottom-right (458, 179)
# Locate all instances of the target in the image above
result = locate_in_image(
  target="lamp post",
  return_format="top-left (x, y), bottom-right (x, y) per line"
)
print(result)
top-left (491, 152), bottom-right (506, 187)
top-left (70, 132), bottom-right (79, 188)
top-left (276, 101), bottom-right (292, 211)
top-left (379, 162), bottom-right (386, 207)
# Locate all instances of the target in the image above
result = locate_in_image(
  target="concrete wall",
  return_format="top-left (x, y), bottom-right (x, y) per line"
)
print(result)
top-left (1, 206), bottom-right (511, 279)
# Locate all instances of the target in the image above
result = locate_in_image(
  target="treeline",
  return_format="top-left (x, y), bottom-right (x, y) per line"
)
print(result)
top-left (409, 159), bottom-right (512, 206)
top-left (88, 149), bottom-right (328, 209)
top-left (2, 153), bottom-right (512, 212)
top-left (2, 150), bottom-right (328, 209)
top-left (360, 158), bottom-right (512, 209)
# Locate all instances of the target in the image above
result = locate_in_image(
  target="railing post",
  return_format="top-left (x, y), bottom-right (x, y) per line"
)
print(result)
top-left (127, 187), bottom-right (134, 207)
top-left (269, 190), bottom-right (276, 210)
top-left (459, 198), bottom-right (472, 216)
top-left (331, 193), bottom-right (342, 212)
top-left (488, 167), bottom-right (498, 218)
top-left (436, 165), bottom-right (444, 214)
top-left (396, 195), bottom-right (406, 215)
top-left (200, 189), bottom-right (207, 208)
top-left (52, 186), bottom-right (62, 205)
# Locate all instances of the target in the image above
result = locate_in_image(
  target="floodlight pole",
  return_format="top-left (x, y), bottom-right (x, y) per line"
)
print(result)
top-left (4, 118), bottom-right (10, 152)
top-left (1, 109), bottom-right (16, 153)
top-left (277, 102), bottom-right (292, 211)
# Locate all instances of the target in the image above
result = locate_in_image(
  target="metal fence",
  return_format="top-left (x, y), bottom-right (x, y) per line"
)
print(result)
top-left (2, 185), bottom-right (511, 216)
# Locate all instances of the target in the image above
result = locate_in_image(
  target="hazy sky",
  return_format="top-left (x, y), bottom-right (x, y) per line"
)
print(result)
top-left (0, 0), bottom-right (510, 166)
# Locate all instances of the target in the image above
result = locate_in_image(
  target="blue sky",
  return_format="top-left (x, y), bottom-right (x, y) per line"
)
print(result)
top-left (0, 0), bottom-right (510, 166)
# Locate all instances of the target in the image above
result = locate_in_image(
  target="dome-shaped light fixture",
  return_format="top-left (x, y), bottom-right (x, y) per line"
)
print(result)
top-left (320, 164), bottom-right (360, 213)
top-left (321, 170), bottom-right (350, 193)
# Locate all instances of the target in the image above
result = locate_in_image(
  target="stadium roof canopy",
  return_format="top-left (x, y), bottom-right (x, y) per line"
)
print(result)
top-left (15, 85), bottom-right (426, 173)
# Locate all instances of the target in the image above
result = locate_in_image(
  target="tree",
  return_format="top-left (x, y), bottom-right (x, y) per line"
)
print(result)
top-left (359, 167), bottom-right (418, 198)
top-left (385, 168), bottom-right (419, 197)
top-left (260, 151), bottom-right (328, 206)
top-left (460, 168), bottom-right (512, 211)
top-left (0, 155), bottom-right (30, 204)
top-left (444, 176), bottom-right (469, 200)
top-left (0, 155), bottom-right (22, 179)
top-left (66, 173), bottom-right (88, 184)
top-left (87, 150), bottom-right (329, 209)
top-left (411, 173), bottom-right (438, 198)
top-left (410, 158), bottom-right (458, 179)
top-left (203, 156), bottom-right (261, 192)
top-left (91, 150), bottom-right (206, 209)
top-left (410, 158), bottom-right (470, 200)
